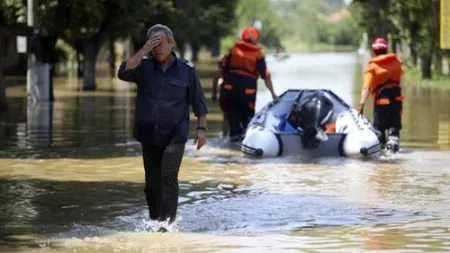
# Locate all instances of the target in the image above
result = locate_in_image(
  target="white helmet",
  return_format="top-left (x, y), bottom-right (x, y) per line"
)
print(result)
top-left (253, 20), bottom-right (263, 31)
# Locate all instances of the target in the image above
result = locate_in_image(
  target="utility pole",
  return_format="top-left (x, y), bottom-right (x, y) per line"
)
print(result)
top-left (27, 0), bottom-right (50, 101)
top-left (26, 0), bottom-right (35, 100)
top-left (26, 0), bottom-right (52, 148)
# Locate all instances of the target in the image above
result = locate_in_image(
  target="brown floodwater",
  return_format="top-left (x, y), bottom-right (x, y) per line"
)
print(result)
top-left (1, 52), bottom-right (450, 253)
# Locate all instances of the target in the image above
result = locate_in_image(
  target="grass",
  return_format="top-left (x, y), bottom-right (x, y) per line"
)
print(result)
top-left (403, 67), bottom-right (450, 89)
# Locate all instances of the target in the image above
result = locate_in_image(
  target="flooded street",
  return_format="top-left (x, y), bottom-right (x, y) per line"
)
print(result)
top-left (1, 52), bottom-right (450, 252)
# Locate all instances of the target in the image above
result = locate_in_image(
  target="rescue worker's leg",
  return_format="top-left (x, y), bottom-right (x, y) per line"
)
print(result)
top-left (228, 86), bottom-right (246, 142)
top-left (228, 99), bottom-right (244, 142)
top-left (373, 104), bottom-right (389, 148)
top-left (142, 144), bottom-right (164, 220)
top-left (158, 142), bottom-right (186, 223)
top-left (386, 101), bottom-right (402, 153)
top-left (241, 90), bottom-right (257, 132)
top-left (219, 95), bottom-right (229, 137)
top-left (222, 83), bottom-right (242, 142)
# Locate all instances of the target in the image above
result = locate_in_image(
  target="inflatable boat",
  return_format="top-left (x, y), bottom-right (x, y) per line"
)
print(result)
top-left (241, 89), bottom-right (381, 158)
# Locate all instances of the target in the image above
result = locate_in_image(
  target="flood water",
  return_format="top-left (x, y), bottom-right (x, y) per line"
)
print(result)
top-left (1, 52), bottom-right (450, 253)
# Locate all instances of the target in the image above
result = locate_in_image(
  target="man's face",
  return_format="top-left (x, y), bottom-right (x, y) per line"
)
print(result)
top-left (150, 31), bottom-right (173, 62)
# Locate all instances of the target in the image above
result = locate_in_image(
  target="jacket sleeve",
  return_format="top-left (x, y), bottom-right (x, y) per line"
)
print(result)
top-left (257, 55), bottom-right (270, 79)
top-left (117, 60), bottom-right (143, 84)
top-left (363, 66), bottom-right (375, 89)
top-left (188, 67), bottom-right (209, 117)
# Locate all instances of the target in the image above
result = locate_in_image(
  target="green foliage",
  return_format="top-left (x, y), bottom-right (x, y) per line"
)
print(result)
top-left (350, 0), bottom-right (445, 80)
top-left (171, 0), bottom-right (238, 43)
top-left (329, 16), bottom-right (361, 46)
top-left (0, 0), bottom-right (26, 25)
top-left (235, 0), bottom-right (283, 48)
top-left (268, 0), bottom-right (358, 51)
top-left (349, 0), bottom-right (397, 41)
top-left (61, 0), bottom-right (175, 45)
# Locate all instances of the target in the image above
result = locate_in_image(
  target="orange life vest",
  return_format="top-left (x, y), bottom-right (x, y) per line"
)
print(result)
top-left (363, 54), bottom-right (404, 104)
top-left (225, 40), bottom-right (263, 79)
top-left (364, 54), bottom-right (403, 97)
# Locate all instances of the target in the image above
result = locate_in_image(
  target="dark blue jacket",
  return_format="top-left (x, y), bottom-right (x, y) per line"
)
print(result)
top-left (117, 54), bottom-right (208, 145)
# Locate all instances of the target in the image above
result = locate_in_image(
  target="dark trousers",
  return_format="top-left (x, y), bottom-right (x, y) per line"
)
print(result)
top-left (373, 101), bottom-right (402, 145)
top-left (227, 92), bottom-right (256, 142)
top-left (141, 142), bottom-right (185, 223)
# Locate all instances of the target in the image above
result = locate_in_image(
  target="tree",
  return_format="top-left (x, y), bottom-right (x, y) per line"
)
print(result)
top-left (349, 0), bottom-right (397, 45)
top-left (0, 26), bottom-right (19, 111)
top-left (351, 0), bottom-right (440, 79)
top-left (230, 0), bottom-right (284, 49)
top-left (169, 0), bottom-right (238, 61)
top-left (1, 0), bottom-right (72, 101)
top-left (271, 0), bottom-right (356, 50)
top-left (61, 0), bottom-right (175, 90)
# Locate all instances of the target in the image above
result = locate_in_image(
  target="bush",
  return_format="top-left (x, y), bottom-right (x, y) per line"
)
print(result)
top-left (329, 16), bottom-right (362, 46)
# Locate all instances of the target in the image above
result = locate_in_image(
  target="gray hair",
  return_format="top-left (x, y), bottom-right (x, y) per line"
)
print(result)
top-left (146, 24), bottom-right (174, 42)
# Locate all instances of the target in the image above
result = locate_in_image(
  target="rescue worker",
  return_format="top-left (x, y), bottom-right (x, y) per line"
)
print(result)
top-left (211, 55), bottom-right (229, 137)
top-left (214, 26), bottom-right (279, 142)
top-left (358, 37), bottom-right (404, 154)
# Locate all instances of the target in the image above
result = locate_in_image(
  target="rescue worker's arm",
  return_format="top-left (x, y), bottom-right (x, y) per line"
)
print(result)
top-left (212, 55), bottom-right (227, 103)
top-left (257, 56), bottom-right (279, 101)
top-left (211, 68), bottom-right (222, 103)
top-left (264, 76), bottom-right (278, 101)
top-left (358, 69), bottom-right (374, 115)
top-left (117, 36), bottom-right (161, 82)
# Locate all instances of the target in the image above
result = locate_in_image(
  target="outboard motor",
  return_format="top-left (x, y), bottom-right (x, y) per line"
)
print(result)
top-left (287, 91), bottom-right (334, 148)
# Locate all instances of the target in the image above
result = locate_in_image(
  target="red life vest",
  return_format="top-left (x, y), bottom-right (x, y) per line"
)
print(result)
top-left (225, 40), bottom-right (263, 79)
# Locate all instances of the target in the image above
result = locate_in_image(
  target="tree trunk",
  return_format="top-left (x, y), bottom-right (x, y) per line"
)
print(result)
top-left (179, 45), bottom-right (186, 59)
top-left (108, 37), bottom-right (116, 78)
top-left (177, 40), bottom-right (186, 59)
top-left (0, 29), bottom-right (6, 111)
top-left (390, 36), bottom-right (397, 54)
top-left (76, 51), bottom-right (83, 78)
top-left (0, 27), bottom-right (19, 110)
top-left (410, 44), bottom-right (417, 67)
top-left (0, 69), bottom-right (6, 111)
top-left (434, 51), bottom-right (442, 75)
top-left (50, 64), bottom-right (54, 101)
top-left (191, 43), bottom-right (200, 62)
top-left (446, 56), bottom-right (450, 76)
top-left (210, 36), bottom-right (220, 57)
top-left (41, 36), bottom-right (55, 102)
top-left (32, 34), bottom-right (57, 101)
top-left (81, 15), bottom-right (110, 90)
top-left (83, 40), bottom-right (99, 90)
top-left (421, 54), bottom-right (432, 79)
top-left (27, 0), bottom-right (71, 102)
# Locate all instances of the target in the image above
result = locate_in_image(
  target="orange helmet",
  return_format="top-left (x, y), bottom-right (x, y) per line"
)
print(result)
top-left (241, 26), bottom-right (260, 43)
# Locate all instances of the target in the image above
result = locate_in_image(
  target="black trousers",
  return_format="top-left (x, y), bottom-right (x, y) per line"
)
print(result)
top-left (141, 142), bottom-right (185, 223)
top-left (373, 101), bottom-right (402, 145)
top-left (227, 92), bottom-right (256, 142)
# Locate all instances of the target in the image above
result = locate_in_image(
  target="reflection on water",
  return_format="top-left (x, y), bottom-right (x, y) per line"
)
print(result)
top-left (1, 52), bottom-right (450, 252)
top-left (2, 151), bottom-right (450, 252)
top-left (26, 101), bottom-right (53, 149)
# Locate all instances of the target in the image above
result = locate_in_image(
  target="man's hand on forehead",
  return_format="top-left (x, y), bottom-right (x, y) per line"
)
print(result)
top-left (150, 34), bottom-right (162, 41)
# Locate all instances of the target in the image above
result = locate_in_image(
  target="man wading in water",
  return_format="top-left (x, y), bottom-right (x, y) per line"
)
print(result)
top-left (118, 24), bottom-right (208, 230)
